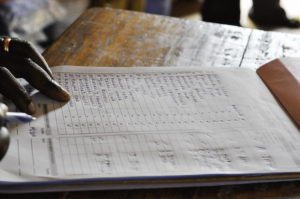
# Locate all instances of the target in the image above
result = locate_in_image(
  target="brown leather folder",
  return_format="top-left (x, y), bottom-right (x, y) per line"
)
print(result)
top-left (257, 58), bottom-right (300, 128)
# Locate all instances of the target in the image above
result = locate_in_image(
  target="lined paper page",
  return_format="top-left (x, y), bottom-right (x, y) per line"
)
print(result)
top-left (1, 66), bottom-right (300, 182)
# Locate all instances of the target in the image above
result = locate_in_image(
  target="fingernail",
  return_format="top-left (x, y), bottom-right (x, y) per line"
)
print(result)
top-left (0, 103), bottom-right (8, 115)
top-left (27, 102), bottom-right (36, 114)
top-left (52, 80), bottom-right (71, 101)
top-left (60, 88), bottom-right (71, 101)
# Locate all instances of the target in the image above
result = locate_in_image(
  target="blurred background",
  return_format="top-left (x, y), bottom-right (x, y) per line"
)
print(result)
top-left (1, 0), bottom-right (299, 52)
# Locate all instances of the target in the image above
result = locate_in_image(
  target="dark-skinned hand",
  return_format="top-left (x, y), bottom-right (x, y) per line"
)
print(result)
top-left (0, 37), bottom-right (70, 114)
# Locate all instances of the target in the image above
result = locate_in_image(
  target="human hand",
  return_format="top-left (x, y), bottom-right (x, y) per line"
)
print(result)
top-left (0, 103), bottom-right (9, 161)
top-left (0, 37), bottom-right (70, 114)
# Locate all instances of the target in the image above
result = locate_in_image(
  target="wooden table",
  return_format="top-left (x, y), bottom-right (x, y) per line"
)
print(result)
top-left (4, 7), bottom-right (300, 199)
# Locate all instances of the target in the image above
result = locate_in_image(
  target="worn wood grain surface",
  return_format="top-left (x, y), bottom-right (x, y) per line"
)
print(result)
top-left (3, 7), bottom-right (300, 199)
top-left (44, 8), bottom-right (300, 69)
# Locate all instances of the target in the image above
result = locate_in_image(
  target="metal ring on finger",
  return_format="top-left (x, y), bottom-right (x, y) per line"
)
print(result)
top-left (3, 37), bottom-right (11, 53)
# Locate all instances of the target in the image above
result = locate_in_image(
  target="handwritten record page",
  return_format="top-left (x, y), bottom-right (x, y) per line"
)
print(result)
top-left (1, 66), bottom-right (300, 182)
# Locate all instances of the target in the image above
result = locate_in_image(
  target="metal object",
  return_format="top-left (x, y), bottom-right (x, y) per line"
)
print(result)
top-left (3, 37), bottom-right (11, 53)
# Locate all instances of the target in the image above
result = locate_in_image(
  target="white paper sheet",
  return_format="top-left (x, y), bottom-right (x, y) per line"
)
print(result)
top-left (1, 66), bottom-right (300, 182)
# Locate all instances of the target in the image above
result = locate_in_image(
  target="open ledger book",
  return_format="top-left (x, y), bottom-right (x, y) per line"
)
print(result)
top-left (1, 58), bottom-right (300, 192)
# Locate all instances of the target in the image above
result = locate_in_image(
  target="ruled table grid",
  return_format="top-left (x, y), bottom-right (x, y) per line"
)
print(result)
top-left (51, 71), bottom-right (245, 136)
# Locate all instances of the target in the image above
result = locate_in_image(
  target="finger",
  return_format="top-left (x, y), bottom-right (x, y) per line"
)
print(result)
top-left (18, 58), bottom-right (70, 102)
top-left (0, 126), bottom-right (9, 161)
top-left (0, 103), bottom-right (8, 126)
top-left (8, 38), bottom-right (54, 79)
top-left (0, 67), bottom-right (36, 114)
